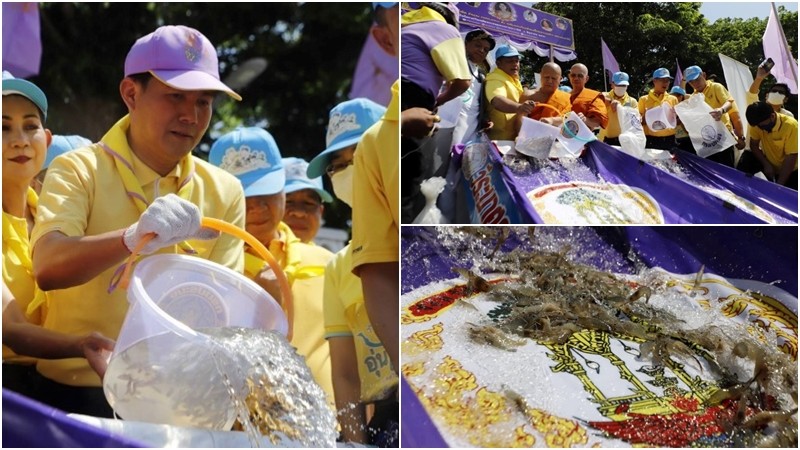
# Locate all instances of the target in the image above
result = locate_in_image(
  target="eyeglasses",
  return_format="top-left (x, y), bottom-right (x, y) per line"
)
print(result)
top-left (325, 160), bottom-right (353, 177)
top-left (285, 199), bottom-right (322, 214)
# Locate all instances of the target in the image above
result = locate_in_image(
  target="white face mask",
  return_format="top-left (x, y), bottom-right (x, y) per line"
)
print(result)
top-left (331, 164), bottom-right (354, 208)
top-left (766, 92), bottom-right (786, 106)
top-left (613, 86), bottom-right (628, 97)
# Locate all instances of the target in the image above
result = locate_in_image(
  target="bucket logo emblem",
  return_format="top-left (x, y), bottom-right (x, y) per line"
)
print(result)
top-left (158, 282), bottom-right (228, 329)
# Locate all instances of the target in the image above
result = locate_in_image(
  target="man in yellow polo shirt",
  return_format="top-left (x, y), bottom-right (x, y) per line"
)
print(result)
top-left (602, 71), bottom-right (639, 146)
top-left (684, 65), bottom-right (746, 167)
top-left (30, 25), bottom-right (245, 417)
top-left (486, 45), bottom-right (535, 141)
top-left (209, 127), bottom-right (335, 408)
top-left (743, 102), bottom-right (798, 190)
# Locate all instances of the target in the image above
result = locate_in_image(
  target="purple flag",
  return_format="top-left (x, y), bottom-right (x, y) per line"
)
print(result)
top-left (2, 3), bottom-right (42, 78)
top-left (763, 2), bottom-right (798, 94)
top-left (348, 28), bottom-right (398, 107)
top-left (674, 59), bottom-right (683, 87)
top-left (600, 38), bottom-right (619, 78)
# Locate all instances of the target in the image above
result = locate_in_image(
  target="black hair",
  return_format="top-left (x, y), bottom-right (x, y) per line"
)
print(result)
top-left (770, 83), bottom-right (790, 96)
top-left (128, 72), bottom-right (153, 88)
top-left (465, 29), bottom-right (496, 50)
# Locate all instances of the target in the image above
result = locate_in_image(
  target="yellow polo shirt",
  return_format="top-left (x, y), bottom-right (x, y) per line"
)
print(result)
top-left (351, 80), bottom-right (400, 273)
top-left (485, 68), bottom-right (524, 141)
top-left (31, 115), bottom-right (245, 386)
top-left (749, 113), bottom-right (798, 171)
top-left (3, 188), bottom-right (43, 363)
top-left (243, 222), bottom-right (334, 407)
top-left (603, 91), bottom-right (638, 139)
top-left (323, 243), bottom-right (397, 403)
top-left (693, 80), bottom-right (739, 134)
top-left (638, 90), bottom-right (679, 137)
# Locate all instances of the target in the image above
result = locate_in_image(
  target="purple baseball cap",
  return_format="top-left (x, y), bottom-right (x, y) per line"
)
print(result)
top-left (124, 25), bottom-right (241, 101)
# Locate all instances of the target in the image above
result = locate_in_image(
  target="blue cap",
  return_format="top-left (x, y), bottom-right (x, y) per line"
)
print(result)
top-left (611, 72), bottom-right (630, 86)
top-left (2, 71), bottom-right (48, 121)
top-left (494, 45), bottom-right (521, 59)
top-left (495, 44), bottom-right (521, 60)
top-left (372, 2), bottom-right (397, 9)
top-left (669, 86), bottom-right (686, 96)
top-left (684, 65), bottom-right (703, 82)
top-left (283, 157), bottom-right (333, 203)
top-left (307, 98), bottom-right (386, 178)
top-left (209, 127), bottom-right (285, 198)
top-left (45, 135), bottom-right (91, 169)
top-left (652, 68), bottom-right (673, 80)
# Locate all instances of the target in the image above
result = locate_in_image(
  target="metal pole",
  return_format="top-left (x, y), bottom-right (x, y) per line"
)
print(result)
top-left (549, 45), bottom-right (554, 63)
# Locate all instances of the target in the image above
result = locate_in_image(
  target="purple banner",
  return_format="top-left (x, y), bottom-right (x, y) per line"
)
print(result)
top-left (456, 141), bottom-right (539, 224)
top-left (464, 139), bottom-right (797, 224)
top-left (405, 2), bottom-right (574, 49)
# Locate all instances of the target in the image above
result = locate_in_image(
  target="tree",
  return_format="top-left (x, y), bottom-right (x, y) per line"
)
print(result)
top-left (526, 2), bottom-right (712, 97)
top-left (33, 2), bottom-right (378, 230)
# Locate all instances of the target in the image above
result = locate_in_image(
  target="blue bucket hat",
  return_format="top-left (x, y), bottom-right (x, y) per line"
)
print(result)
top-left (495, 44), bottom-right (521, 60)
top-left (669, 86), bottom-right (686, 96)
top-left (684, 65), bottom-right (703, 82)
top-left (45, 135), bottom-right (92, 169)
top-left (209, 127), bottom-right (285, 197)
top-left (2, 71), bottom-right (48, 121)
top-left (652, 68), bottom-right (673, 80)
top-left (611, 72), bottom-right (630, 86)
top-left (307, 98), bottom-right (386, 178)
top-left (283, 157), bottom-right (333, 203)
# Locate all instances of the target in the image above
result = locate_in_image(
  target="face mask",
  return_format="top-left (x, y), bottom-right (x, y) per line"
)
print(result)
top-left (613, 86), bottom-right (627, 97)
top-left (331, 164), bottom-right (354, 208)
top-left (766, 92), bottom-right (786, 106)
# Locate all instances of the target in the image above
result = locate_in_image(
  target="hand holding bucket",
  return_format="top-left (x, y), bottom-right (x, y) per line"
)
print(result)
top-left (118, 217), bottom-right (294, 341)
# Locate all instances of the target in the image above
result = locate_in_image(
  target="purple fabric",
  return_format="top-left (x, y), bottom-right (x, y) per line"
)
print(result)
top-left (600, 38), bottom-right (619, 78)
top-left (674, 59), bottom-right (683, 88)
top-left (2, 389), bottom-right (146, 447)
top-left (2, 3), bottom-right (42, 78)
top-left (453, 2), bottom-right (574, 50)
top-left (672, 149), bottom-right (797, 222)
top-left (349, 30), bottom-right (398, 107)
top-left (400, 377), bottom-right (447, 447)
top-left (494, 140), bottom-right (795, 224)
top-left (401, 19), bottom-right (462, 99)
top-left (763, 3), bottom-right (798, 94)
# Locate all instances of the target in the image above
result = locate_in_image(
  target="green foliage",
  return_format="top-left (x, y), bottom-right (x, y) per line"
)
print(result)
top-left (34, 2), bottom-right (377, 230)
top-left (523, 2), bottom-right (796, 103)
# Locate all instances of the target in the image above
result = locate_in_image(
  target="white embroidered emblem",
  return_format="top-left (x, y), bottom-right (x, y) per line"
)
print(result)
top-left (219, 145), bottom-right (271, 175)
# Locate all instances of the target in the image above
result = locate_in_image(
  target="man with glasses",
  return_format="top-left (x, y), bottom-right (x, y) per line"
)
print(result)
top-left (746, 62), bottom-right (795, 118)
top-left (282, 157), bottom-right (333, 244)
top-left (307, 98), bottom-right (397, 446)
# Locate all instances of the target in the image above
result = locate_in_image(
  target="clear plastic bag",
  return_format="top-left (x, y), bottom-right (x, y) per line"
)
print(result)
top-left (412, 177), bottom-right (448, 224)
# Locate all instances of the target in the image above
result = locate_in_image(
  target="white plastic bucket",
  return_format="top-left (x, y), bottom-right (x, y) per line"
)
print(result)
top-left (103, 254), bottom-right (287, 429)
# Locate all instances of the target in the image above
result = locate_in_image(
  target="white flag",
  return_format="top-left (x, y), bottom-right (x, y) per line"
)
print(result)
top-left (718, 53), bottom-right (753, 142)
top-left (763, 3), bottom-right (798, 94)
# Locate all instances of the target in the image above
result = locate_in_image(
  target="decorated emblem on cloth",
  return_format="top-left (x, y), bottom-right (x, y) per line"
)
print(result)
top-left (184, 29), bottom-right (204, 63)
top-left (219, 145), bottom-right (271, 175)
top-left (285, 159), bottom-right (310, 180)
top-left (326, 112), bottom-right (360, 145)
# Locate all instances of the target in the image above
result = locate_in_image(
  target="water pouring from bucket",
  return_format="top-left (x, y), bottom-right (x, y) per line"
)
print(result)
top-left (102, 218), bottom-right (336, 445)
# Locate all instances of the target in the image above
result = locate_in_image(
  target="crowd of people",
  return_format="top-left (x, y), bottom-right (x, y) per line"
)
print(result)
top-left (399, 2), bottom-right (797, 217)
top-left (2, 3), bottom-right (400, 447)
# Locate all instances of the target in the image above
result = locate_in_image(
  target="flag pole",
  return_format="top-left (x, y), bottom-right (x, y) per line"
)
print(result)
top-left (772, 2), bottom-right (798, 85)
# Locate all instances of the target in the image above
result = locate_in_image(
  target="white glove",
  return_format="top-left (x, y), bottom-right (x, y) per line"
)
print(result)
top-left (123, 194), bottom-right (219, 255)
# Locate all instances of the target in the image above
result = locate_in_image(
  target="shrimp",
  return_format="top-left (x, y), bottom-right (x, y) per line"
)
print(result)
top-left (639, 335), bottom-right (702, 371)
top-left (451, 267), bottom-right (492, 294)
top-left (467, 322), bottom-right (526, 351)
